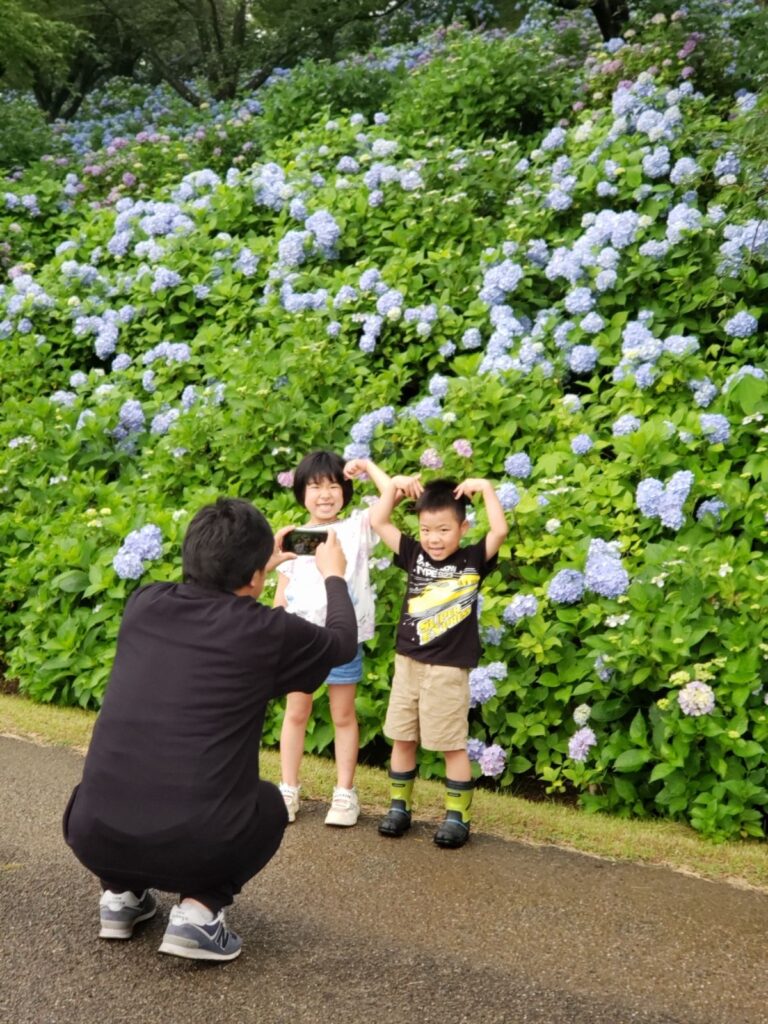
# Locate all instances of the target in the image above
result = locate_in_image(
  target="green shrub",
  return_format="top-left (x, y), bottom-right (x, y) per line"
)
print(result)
top-left (0, 93), bottom-right (55, 170)
top-left (2, 12), bottom-right (768, 839)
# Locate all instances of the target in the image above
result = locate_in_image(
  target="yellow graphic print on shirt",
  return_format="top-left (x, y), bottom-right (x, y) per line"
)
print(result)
top-left (406, 571), bottom-right (481, 646)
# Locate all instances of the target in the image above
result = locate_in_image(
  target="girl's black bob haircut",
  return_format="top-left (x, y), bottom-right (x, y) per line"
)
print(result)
top-left (292, 450), bottom-right (353, 508)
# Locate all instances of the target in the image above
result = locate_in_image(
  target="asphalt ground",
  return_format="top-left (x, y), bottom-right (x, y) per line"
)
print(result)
top-left (2, 735), bottom-right (768, 1024)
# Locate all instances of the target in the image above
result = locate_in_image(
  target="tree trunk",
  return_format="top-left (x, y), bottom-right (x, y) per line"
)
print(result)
top-left (589, 0), bottom-right (630, 40)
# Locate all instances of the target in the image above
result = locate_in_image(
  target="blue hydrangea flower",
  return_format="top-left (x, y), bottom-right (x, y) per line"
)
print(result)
top-left (677, 680), bottom-right (715, 717)
top-left (496, 482), bottom-right (520, 510)
top-left (114, 399), bottom-right (145, 440)
top-left (666, 204), bottom-right (702, 244)
top-left (547, 569), bottom-right (585, 605)
top-left (568, 345), bottom-right (598, 375)
top-left (580, 312), bottom-right (604, 334)
top-left (545, 189), bottom-right (572, 211)
top-left (663, 334), bottom-right (699, 357)
top-left (234, 247), bottom-right (259, 276)
top-left (634, 363), bottom-right (657, 390)
top-left (467, 738), bottom-right (486, 762)
top-left (658, 470), bottom-right (694, 529)
top-left (696, 498), bottom-right (726, 522)
top-left (481, 625), bottom-right (505, 646)
top-left (723, 365), bottom-right (765, 390)
top-left (595, 655), bottom-right (613, 682)
top-left (700, 413), bottom-right (730, 445)
top-left (714, 151), bottom-right (740, 179)
top-left (181, 386), bottom-right (198, 411)
top-left (376, 288), bottom-right (404, 316)
top-left (724, 312), bottom-right (758, 338)
top-left (112, 353), bottom-right (132, 372)
top-left (690, 377), bottom-right (718, 408)
top-left (585, 539), bottom-right (630, 598)
top-left (461, 327), bottom-right (482, 350)
top-left (541, 126), bottom-right (566, 151)
top-left (503, 594), bottom-right (538, 624)
top-left (568, 726), bottom-right (597, 762)
top-left (478, 744), bottom-right (507, 778)
top-left (278, 230), bottom-right (310, 267)
top-left (564, 287), bottom-right (595, 315)
top-left (669, 157), bottom-right (699, 185)
top-left (142, 342), bottom-right (190, 366)
top-left (636, 478), bottom-right (664, 518)
top-left (428, 374), bottom-right (449, 399)
top-left (571, 433), bottom-right (593, 455)
top-left (150, 267), bottom-right (182, 294)
top-left (469, 667), bottom-right (497, 707)
top-left (639, 239), bottom-right (670, 259)
top-left (336, 155), bottom-right (359, 174)
top-left (504, 452), bottom-right (532, 479)
top-left (150, 408), bottom-right (180, 436)
top-left (642, 146), bottom-right (671, 179)
top-left (113, 524), bottom-right (163, 580)
top-left (348, 406), bottom-right (396, 446)
top-left (51, 390), bottom-right (77, 407)
top-left (305, 210), bottom-right (341, 256)
top-left (612, 414), bottom-right (641, 436)
top-left (479, 260), bottom-right (524, 305)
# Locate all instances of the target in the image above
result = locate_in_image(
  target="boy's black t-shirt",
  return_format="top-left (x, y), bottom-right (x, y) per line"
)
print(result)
top-left (394, 535), bottom-right (496, 668)
top-left (64, 577), bottom-right (356, 889)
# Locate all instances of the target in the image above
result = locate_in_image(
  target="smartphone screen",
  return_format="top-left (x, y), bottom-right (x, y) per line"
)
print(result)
top-left (284, 529), bottom-right (328, 555)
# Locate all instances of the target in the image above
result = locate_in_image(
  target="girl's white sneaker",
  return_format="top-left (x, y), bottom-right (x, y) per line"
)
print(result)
top-left (324, 787), bottom-right (360, 827)
top-left (279, 782), bottom-right (300, 823)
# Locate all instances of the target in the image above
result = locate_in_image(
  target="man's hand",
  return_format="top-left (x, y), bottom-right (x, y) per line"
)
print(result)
top-left (315, 528), bottom-right (347, 579)
top-left (264, 525), bottom-right (298, 573)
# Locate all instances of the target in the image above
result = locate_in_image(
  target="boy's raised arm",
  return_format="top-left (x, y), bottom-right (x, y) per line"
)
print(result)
top-left (369, 474), bottom-right (422, 553)
top-left (453, 478), bottom-right (509, 561)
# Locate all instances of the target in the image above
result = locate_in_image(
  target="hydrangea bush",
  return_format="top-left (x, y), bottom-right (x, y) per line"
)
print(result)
top-left (2, 4), bottom-right (768, 839)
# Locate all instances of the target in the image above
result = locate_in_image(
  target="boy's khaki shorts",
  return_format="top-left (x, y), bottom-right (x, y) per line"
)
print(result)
top-left (384, 654), bottom-right (470, 751)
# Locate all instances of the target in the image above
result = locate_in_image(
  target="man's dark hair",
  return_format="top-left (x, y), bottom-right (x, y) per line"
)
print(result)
top-left (292, 450), bottom-right (353, 508)
top-left (182, 498), bottom-right (274, 591)
top-left (413, 479), bottom-right (468, 524)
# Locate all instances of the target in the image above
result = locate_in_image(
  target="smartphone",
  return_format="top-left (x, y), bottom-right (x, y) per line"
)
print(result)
top-left (283, 528), bottom-right (329, 556)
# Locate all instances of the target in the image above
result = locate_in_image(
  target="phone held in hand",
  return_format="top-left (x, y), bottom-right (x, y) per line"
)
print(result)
top-left (283, 528), bottom-right (329, 556)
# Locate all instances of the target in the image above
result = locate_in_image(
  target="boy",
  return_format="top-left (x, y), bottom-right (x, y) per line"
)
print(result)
top-left (370, 475), bottom-right (508, 849)
top-left (63, 497), bottom-right (356, 962)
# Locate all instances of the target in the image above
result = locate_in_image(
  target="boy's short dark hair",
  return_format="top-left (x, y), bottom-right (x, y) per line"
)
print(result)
top-left (182, 498), bottom-right (274, 591)
top-left (413, 479), bottom-right (468, 524)
top-left (292, 450), bottom-right (353, 508)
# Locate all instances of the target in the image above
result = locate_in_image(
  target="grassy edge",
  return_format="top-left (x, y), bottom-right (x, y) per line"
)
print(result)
top-left (2, 693), bottom-right (766, 892)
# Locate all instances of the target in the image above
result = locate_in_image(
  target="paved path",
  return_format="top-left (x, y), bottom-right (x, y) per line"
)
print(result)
top-left (2, 735), bottom-right (768, 1024)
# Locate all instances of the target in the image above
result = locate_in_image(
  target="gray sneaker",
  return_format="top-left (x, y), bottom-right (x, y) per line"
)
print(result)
top-left (99, 889), bottom-right (157, 939)
top-left (158, 905), bottom-right (242, 962)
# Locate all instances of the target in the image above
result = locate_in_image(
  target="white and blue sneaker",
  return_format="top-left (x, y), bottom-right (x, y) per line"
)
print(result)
top-left (158, 905), bottom-right (242, 962)
top-left (99, 889), bottom-right (157, 939)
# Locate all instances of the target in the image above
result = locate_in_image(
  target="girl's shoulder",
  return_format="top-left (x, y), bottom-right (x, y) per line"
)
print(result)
top-left (336, 507), bottom-right (370, 532)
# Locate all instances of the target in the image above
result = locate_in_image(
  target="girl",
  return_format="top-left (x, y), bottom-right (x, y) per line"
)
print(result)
top-left (275, 450), bottom-right (392, 826)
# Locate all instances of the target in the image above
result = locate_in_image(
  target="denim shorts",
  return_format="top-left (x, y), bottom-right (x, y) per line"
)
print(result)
top-left (327, 644), bottom-right (363, 685)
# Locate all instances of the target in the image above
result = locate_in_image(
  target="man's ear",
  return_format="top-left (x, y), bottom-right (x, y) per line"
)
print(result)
top-left (249, 567), bottom-right (267, 596)
top-left (460, 518), bottom-right (470, 537)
